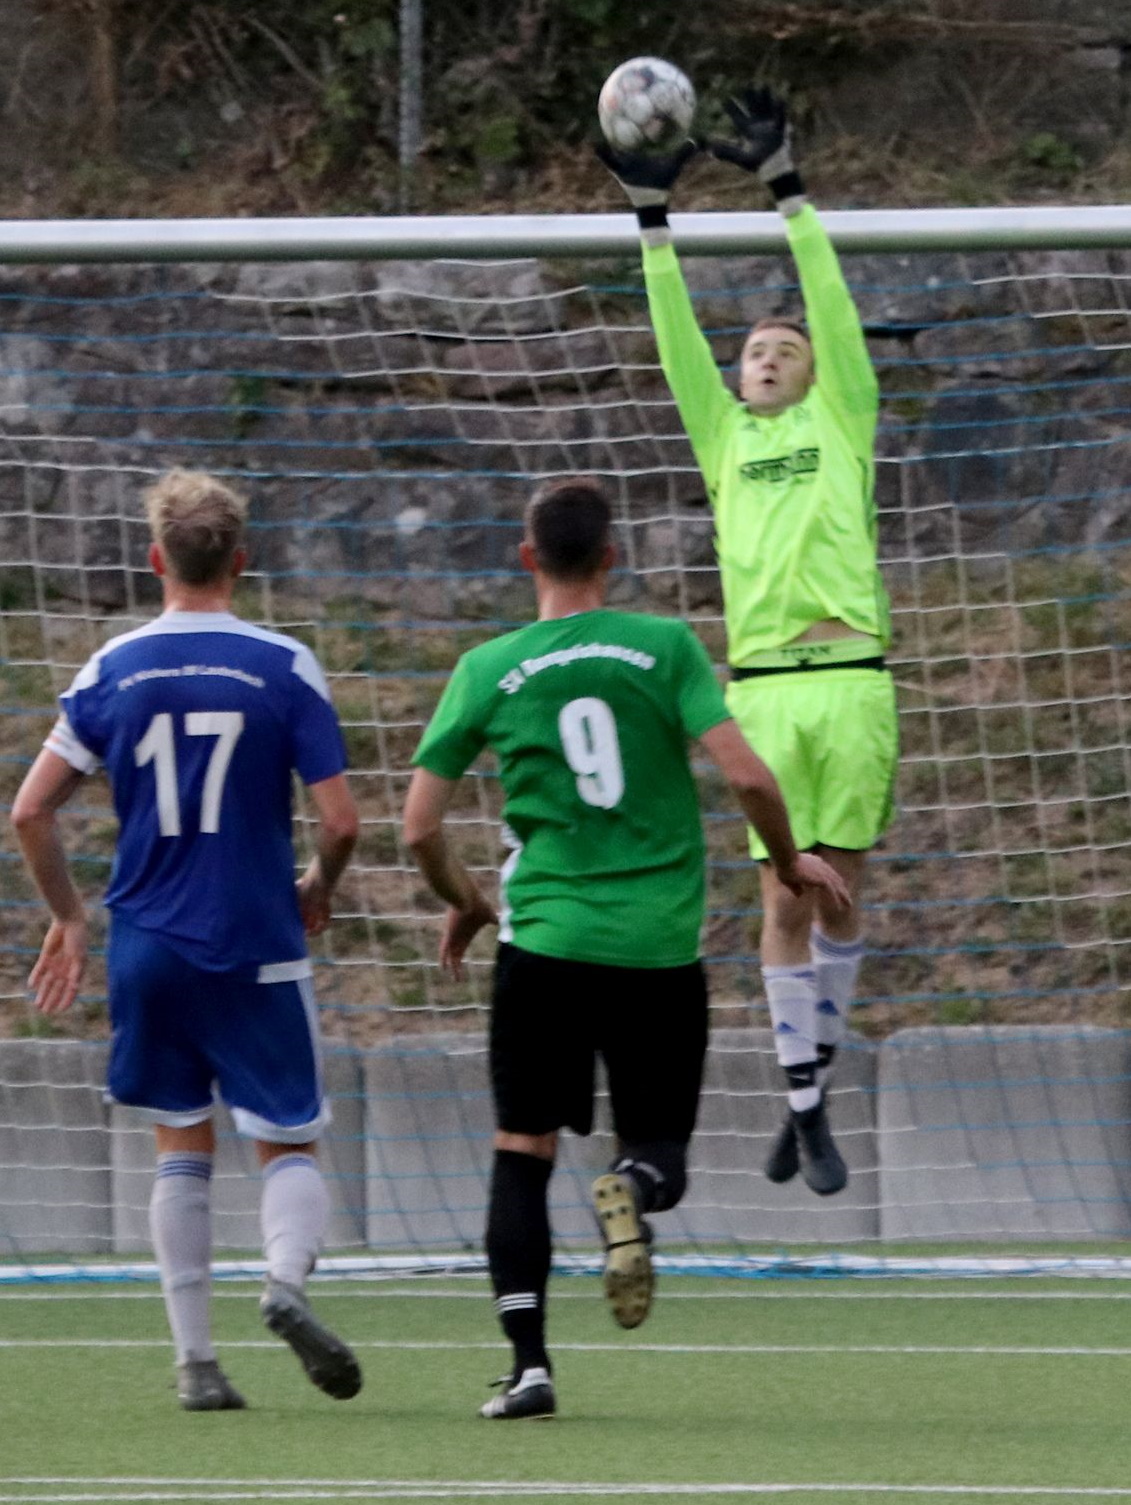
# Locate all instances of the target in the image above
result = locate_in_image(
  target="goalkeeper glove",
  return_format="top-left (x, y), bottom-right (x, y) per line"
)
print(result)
top-left (706, 87), bottom-right (806, 209)
top-left (594, 139), bottom-right (699, 230)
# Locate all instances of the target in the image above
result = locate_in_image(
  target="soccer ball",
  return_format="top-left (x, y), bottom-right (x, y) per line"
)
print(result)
top-left (597, 58), bottom-right (696, 153)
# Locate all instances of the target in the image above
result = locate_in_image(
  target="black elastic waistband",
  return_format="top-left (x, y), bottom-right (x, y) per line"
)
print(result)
top-left (731, 655), bottom-right (886, 681)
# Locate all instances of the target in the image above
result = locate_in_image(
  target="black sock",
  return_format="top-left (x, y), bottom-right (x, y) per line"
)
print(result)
top-left (784, 1059), bottom-right (818, 1092)
top-left (612, 1141), bottom-right (688, 1215)
top-left (613, 1159), bottom-right (656, 1215)
top-left (485, 1149), bottom-right (553, 1377)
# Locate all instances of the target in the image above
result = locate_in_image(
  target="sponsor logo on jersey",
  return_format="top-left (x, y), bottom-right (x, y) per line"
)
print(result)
top-left (497, 642), bottom-right (656, 695)
top-left (739, 447), bottom-right (819, 485)
top-left (116, 663), bottom-right (267, 692)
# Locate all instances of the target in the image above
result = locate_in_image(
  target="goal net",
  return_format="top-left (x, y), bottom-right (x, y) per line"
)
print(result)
top-left (0, 214), bottom-right (1129, 1278)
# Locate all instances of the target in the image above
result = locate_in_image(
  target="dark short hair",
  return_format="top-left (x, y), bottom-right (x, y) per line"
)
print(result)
top-left (524, 477), bottom-right (612, 581)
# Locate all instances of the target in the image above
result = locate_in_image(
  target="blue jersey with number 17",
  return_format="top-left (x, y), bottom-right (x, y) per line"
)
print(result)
top-left (46, 610), bottom-right (348, 974)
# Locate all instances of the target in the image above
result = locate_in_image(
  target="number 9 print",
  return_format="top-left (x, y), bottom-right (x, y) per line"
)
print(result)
top-left (558, 697), bottom-right (625, 810)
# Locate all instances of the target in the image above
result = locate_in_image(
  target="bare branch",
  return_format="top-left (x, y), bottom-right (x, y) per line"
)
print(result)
top-left (245, 16), bottom-right (322, 93)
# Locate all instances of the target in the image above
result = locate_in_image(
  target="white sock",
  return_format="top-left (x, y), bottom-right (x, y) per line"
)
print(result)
top-left (150, 1152), bottom-right (214, 1364)
top-left (811, 929), bottom-right (864, 1085)
top-left (261, 1153), bottom-right (330, 1288)
top-left (762, 964), bottom-right (820, 1111)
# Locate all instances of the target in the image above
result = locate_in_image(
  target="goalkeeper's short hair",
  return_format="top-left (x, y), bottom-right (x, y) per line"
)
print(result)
top-left (525, 477), bottom-right (612, 582)
top-left (748, 316), bottom-right (809, 344)
top-left (144, 469), bottom-right (248, 586)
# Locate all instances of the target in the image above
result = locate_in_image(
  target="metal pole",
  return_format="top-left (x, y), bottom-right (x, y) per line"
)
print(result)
top-left (398, 0), bottom-right (423, 213)
top-left (4, 206), bottom-right (1131, 263)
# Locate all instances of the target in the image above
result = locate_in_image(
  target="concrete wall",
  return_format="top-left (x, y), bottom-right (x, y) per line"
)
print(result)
top-left (1, 1026), bottom-right (1129, 1255)
top-left (362, 1033), bottom-right (611, 1251)
top-left (0, 1040), bottom-right (111, 1253)
top-left (677, 1028), bottom-right (879, 1247)
top-left (877, 1026), bottom-right (1131, 1241)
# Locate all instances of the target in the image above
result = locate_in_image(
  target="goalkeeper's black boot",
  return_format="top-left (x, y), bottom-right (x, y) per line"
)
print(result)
top-left (479, 1366), bottom-right (556, 1420)
top-left (764, 1110), bottom-right (800, 1184)
top-left (176, 1358), bottom-right (247, 1412)
top-left (260, 1278), bottom-right (362, 1400)
top-left (592, 1172), bottom-right (654, 1330)
top-left (794, 1094), bottom-right (848, 1197)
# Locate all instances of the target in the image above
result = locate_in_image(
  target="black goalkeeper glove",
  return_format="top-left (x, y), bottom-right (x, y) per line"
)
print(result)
top-left (594, 138), bottom-right (700, 227)
top-left (705, 86), bottom-right (804, 204)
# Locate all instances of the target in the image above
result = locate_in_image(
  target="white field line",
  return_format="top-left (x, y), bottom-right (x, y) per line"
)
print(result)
top-left (6, 1254), bottom-right (1131, 1284)
top-left (2, 1338), bottom-right (1131, 1358)
top-left (10, 1287), bottom-right (1131, 1303)
top-left (5, 1482), bottom-right (1131, 1500)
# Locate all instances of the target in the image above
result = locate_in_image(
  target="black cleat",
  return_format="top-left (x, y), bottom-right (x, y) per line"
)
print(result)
top-left (260, 1278), bottom-right (362, 1400)
top-left (794, 1094), bottom-right (848, 1196)
top-left (592, 1172), bottom-right (654, 1330)
top-left (176, 1358), bottom-right (247, 1412)
top-left (479, 1367), bottom-right (556, 1419)
top-left (764, 1110), bottom-right (800, 1184)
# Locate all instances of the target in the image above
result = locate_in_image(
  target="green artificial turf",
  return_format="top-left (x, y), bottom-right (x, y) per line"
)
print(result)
top-left (3, 1275), bottom-right (1131, 1502)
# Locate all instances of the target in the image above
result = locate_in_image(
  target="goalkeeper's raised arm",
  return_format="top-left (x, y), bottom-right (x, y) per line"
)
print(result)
top-left (599, 89), bottom-right (899, 1201)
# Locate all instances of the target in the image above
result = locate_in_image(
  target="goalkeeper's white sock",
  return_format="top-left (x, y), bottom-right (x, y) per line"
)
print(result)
top-left (811, 929), bottom-right (864, 1085)
top-left (762, 964), bottom-right (820, 1112)
top-left (261, 1152), bottom-right (329, 1289)
top-left (150, 1152), bottom-right (214, 1364)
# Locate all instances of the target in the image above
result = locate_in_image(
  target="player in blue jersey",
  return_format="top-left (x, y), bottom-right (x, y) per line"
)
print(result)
top-left (11, 470), bottom-right (363, 1412)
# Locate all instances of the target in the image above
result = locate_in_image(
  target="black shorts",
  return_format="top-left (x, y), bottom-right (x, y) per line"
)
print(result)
top-left (489, 942), bottom-right (708, 1143)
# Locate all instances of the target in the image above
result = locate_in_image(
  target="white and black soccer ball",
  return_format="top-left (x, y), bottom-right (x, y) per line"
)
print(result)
top-left (597, 57), bottom-right (696, 153)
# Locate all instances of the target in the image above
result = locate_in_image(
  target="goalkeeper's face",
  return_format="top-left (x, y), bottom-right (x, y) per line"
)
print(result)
top-left (739, 326), bottom-right (814, 415)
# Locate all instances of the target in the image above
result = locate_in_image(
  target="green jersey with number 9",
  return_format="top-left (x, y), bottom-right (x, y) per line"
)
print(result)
top-left (412, 608), bottom-right (730, 968)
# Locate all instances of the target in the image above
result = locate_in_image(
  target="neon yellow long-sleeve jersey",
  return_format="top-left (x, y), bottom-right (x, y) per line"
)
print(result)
top-left (642, 205), bottom-right (891, 663)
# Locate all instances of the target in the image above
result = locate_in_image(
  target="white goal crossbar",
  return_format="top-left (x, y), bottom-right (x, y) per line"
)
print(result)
top-left (1, 206), bottom-right (1131, 262)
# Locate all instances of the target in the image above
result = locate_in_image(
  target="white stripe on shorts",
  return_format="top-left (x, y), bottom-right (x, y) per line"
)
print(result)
top-left (257, 959), bottom-right (313, 983)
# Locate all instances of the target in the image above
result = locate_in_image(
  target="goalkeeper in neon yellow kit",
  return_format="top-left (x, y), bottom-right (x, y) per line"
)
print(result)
top-left (598, 89), bottom-right (898, 1196)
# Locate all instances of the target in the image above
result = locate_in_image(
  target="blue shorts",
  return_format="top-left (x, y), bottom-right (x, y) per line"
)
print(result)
top-left (106, 914), bottom-right (329, 1143)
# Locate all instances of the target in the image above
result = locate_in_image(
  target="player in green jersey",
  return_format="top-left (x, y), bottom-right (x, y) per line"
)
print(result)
top-left (598, 88), bottom-right (899, 1198)
top-left (403, 477), bottom-right (848, 1419)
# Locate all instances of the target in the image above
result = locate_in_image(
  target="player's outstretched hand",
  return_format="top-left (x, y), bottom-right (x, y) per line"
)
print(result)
top-left (705, 86), bottom-right (794, 182)
top-left (595, 138), bottom-right (700, 208)
top-left (777, 853), bottom-right (851, 909)
top-left (439, 894), bottom-right (498, 982)
top-left (28, 916), bottom-right (88, 1015)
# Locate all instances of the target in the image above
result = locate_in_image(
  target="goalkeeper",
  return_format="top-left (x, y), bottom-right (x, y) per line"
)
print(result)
top-left (599, 88), bottom-right (897, 1197)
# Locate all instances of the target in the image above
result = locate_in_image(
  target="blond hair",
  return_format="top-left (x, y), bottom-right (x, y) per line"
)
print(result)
top-left (144, 470), bottom-right (248, 586)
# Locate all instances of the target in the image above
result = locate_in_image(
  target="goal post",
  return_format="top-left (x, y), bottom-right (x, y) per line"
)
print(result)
top-left (0, 207), bottom-right (1129, 1280)
top-left (4, 206), bottom-right (1131, 261)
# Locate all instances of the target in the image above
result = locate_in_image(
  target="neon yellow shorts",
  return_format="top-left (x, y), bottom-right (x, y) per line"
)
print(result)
top-left (726, 666), bottom-right (899, 861)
